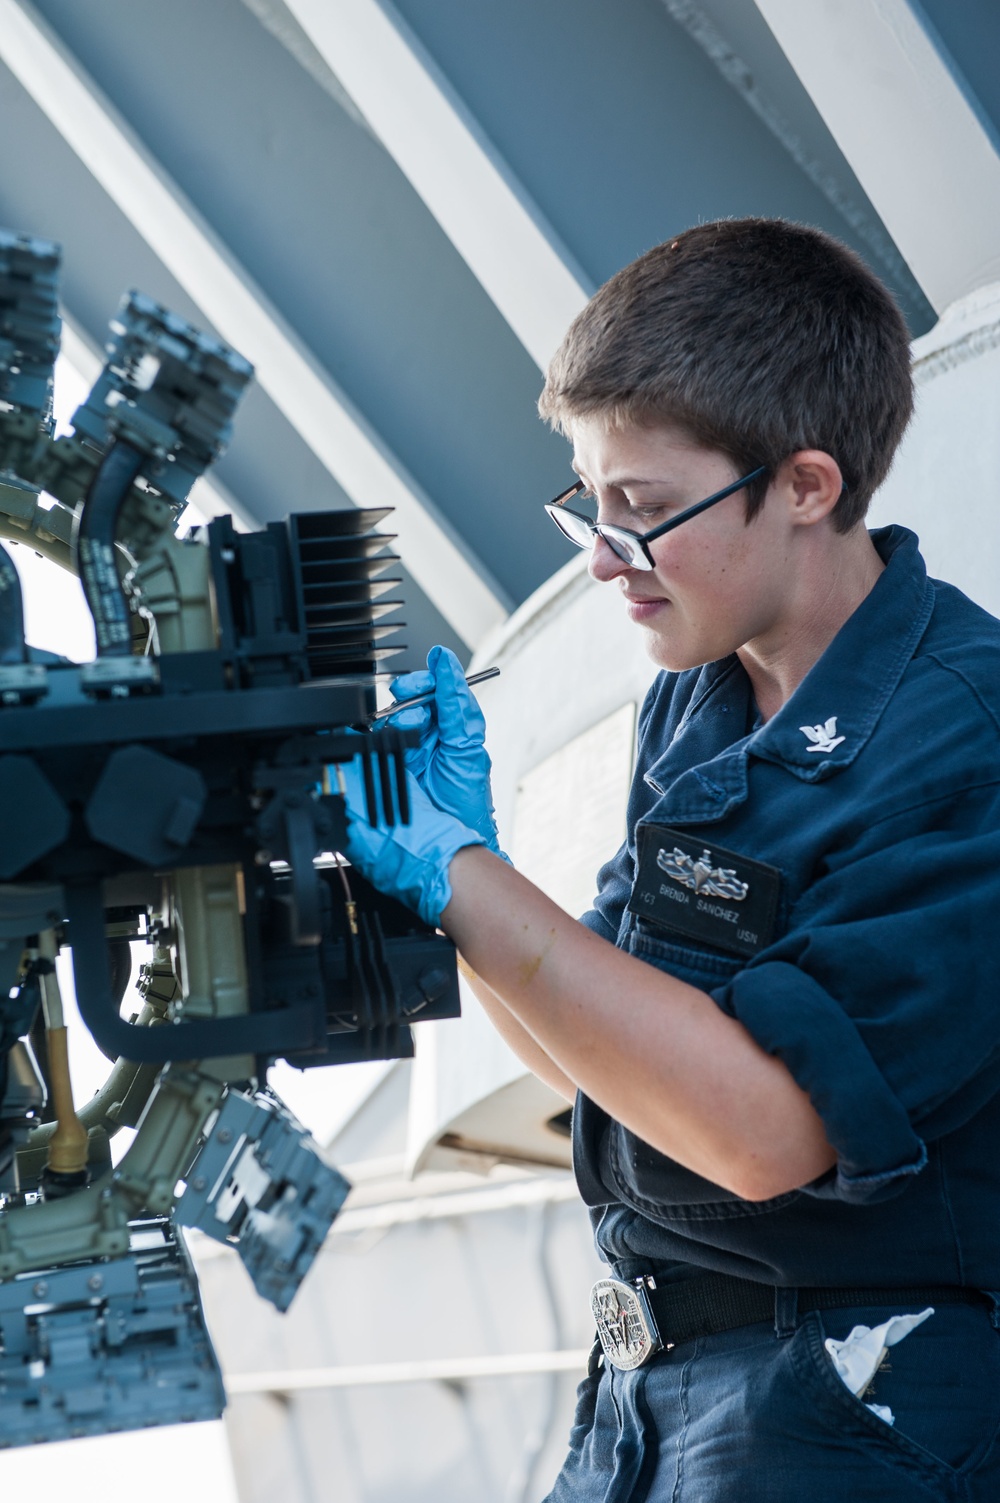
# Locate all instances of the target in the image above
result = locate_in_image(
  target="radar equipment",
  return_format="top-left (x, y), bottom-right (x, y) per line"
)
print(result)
top-left (0, 229), bottom-right (460, 1447)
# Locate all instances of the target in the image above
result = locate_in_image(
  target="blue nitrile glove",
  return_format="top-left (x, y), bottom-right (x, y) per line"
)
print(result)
top-left (384, 645), bottom-right (509, 861)
top-left (340, 752), bottom-right (485, 928)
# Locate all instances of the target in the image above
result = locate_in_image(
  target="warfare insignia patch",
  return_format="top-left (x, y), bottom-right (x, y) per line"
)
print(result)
top-left (628, 824), bottom-right (780, 958)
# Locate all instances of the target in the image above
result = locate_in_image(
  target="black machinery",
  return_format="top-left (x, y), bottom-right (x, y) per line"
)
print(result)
top-left (0, 227), bottom-right (460, 1445)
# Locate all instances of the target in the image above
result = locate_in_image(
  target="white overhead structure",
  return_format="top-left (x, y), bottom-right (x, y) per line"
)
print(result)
top-left (282, 0), bottom-right (593, 372)
top-left (226, 1346), bottom-right (592, 1394)
top-left (753, 0), bottom-right (1000, 312)
top-left (870, 276), bottom-right (1000, 617)
top-left (0, 0), bottom-right (508, 649)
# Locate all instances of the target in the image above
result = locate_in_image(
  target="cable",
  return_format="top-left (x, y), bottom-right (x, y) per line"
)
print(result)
top-left (73, 438), bottom-right (145, 657)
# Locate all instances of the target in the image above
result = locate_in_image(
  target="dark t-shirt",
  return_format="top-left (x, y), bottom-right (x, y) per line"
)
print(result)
top-left (575, 526), bottom-right (1000, 1288)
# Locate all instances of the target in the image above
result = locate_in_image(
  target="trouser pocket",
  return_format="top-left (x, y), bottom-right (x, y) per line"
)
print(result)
top-left (792, 1302), bottom-right (1000, 1482)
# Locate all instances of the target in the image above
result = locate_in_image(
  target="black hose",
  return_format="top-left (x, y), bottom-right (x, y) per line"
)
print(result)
top-left (90, 937), bottom-right (135, 1064)
top-left (0, 542), bottom-right (27, 665)
top-left (73, 438), bottom-right (145, 658)
top-left (66, 883), bottom-right (325, 1063)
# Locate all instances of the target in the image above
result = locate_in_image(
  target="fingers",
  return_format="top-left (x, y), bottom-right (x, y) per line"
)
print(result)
top-left (429, 644), bottom-right (486, 748)
top-left (389, 668), bottom-right (434, 700)
top-left (387, 703), bottom-right (432, 735)
top-left (382, 668), bottom-right (434, 736)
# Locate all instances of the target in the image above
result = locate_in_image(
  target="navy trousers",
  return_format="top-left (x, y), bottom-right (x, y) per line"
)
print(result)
top-left (544, 1300), bottom-right (1000, 1501)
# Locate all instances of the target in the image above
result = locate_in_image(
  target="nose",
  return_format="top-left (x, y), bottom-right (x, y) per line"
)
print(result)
top-left (588, 533), bottom-right (632, 583)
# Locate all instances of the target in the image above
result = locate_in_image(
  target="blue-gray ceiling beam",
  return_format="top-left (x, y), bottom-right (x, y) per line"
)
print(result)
top-left (372, 0), bottom-right (934, 336)
top-left (17, 0), bottom-right (576, 634)
top-left (0, 0), bottom-right (956, 666)
top-left (754, 0), bottom-right (1000, 311)
top-left (281, 0), bottom-right (594, 371)
top-left (237, 0), bottom-right (373, 134)
top-left (0, 0), bottom-right (510, 650)
top-left (915, 0), bottom-right (1000, 162)
top-left (658, 0), bottom-right (924, 306)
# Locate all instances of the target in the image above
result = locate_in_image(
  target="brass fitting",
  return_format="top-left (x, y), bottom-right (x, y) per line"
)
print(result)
top-left (36, 933), bottom-right (89, 1181)
top-left (43, 1026), bottom-right (89, 1177)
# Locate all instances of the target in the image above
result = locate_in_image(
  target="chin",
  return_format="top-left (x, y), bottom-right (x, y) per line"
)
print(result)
top-left (641, 628), bottom-right (710, 674)
top-left (645, 643), bottom-right (701, 674)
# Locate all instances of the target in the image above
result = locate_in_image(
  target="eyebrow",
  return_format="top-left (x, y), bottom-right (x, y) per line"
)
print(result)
top-left (570, 465), bottom-right (680, 491)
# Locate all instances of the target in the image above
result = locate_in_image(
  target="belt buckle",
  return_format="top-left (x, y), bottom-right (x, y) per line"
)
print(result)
top-left (591, 1277), bottom-right (662, 1371)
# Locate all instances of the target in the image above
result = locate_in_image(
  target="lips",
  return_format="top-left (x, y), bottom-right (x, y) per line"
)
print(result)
top-left (623, 592), bottom-right (668, 623)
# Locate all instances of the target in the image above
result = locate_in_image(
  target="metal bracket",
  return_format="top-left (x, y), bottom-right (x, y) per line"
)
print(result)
top-left (175, 1086), bottom-right (350, 1312)
top-left (0, 1218), bottom-right (224, 1447)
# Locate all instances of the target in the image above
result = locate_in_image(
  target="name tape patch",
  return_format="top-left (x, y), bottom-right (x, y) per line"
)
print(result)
top-left (628, 824), bottom-right (780, 958)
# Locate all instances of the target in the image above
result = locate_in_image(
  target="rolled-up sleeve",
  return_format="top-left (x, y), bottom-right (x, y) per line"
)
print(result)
top-left (711, 791), bottom-right (1000, 1204)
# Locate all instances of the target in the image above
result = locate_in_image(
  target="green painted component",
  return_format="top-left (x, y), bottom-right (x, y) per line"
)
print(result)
top-left (110, 1067), bottom-right (225, 1212)
top-left (0, 1175), bottom-right (130, 1279)
top-left (0, 1067), bottom-right (224, 1280)
top-left (0, 503), bottom-right (74, 572)
top-left (14, 1125), bottom-right (112, 1191)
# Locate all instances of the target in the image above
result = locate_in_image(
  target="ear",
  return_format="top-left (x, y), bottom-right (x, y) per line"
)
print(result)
top-left (773, 450), bottom-right (844, 527)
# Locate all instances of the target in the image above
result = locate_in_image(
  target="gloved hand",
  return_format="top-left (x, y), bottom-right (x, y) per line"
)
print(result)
top-left (383, 645), bottom-right (509, 861)
top-left (340, 752), bottom-right (485, 928)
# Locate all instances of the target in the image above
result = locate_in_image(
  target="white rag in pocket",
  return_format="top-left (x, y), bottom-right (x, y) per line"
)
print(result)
top-left (824, 1308), bottom-right (934, 1425)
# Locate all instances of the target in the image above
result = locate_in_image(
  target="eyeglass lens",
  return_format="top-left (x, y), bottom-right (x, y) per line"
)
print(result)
top-left (550, 508), bottom-right (596, 548)
top-left (596, 527), bottom-right (643, 566)
top-left (548, 506), bottom-right (645, 566)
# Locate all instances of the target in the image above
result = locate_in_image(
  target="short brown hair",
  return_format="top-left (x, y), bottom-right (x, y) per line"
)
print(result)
top-left (538, 218), bottom-right (913, 530)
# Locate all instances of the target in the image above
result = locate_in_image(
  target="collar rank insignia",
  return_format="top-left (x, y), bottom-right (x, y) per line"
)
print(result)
top-left (799, 716), bottom-right (845, 754)
top-left (657, 846), bottom-right (749, 902)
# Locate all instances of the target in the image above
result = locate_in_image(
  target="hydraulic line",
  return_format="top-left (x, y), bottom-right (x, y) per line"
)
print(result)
top-left (73, 438), bottom-right (145, 657)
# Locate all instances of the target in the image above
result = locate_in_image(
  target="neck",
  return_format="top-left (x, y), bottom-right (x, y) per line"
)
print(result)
top-left (738, 527), bottom-right (885, 722)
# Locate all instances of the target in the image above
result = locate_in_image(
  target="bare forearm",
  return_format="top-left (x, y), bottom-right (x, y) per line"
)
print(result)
top-left (443, 848), bottom-right (836, 1201)
top-left (460, 959), bottom-right (576, 1104)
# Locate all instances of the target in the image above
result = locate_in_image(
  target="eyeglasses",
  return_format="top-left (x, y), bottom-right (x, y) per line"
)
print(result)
top-left (544, 465), bottom-right (769, 570)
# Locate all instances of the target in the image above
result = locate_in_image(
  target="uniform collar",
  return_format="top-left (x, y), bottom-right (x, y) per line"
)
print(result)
top-left (643, 526), bottom-right (934, 809)
top-left (750, 526), bottom-right (934, 782)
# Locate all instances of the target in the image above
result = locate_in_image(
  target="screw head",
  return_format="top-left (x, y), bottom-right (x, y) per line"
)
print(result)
top-left (192, 1177), bottom-right (207, 1192)
top-left (87, 1274), bottom-right (103, 1292)
top-left (32, 1281), bottom-right (48, 1298)
top-left (217, 1128), bottom-right (232, 1144)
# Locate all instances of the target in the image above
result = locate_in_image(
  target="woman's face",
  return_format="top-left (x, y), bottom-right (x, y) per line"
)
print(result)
top-left (570, 417), bottom-right (797, 673)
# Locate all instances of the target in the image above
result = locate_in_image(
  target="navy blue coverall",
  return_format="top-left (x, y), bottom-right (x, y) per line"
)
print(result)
top-left (547, 526), bottom-right (1000, 1501)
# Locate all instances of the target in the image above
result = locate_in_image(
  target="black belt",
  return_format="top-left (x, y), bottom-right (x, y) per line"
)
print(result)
top-left (591, 1270), bottom-right (988, 1371)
